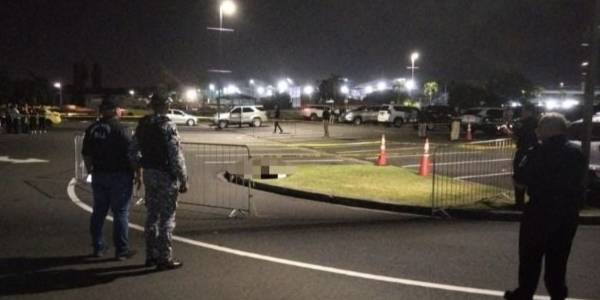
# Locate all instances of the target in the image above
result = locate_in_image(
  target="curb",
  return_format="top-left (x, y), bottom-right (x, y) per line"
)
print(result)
top-left (244, 178), bottom-right (600, 225)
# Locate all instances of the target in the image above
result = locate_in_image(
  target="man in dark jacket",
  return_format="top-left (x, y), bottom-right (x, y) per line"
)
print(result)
top-left (273, 105), bottom-right (283, 134)
top-left (322, 107), bottom-right (331, 138)
top-left (82, 96), bottom-right (136, 260)
top-left (505, 113), bottom-right (586, 300)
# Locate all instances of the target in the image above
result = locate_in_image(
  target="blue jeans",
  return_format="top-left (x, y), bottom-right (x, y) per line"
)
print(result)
top-left (90, 172), bottom-right (133, 255)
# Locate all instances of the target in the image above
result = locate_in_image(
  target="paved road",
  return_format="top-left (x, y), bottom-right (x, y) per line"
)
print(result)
top-left (1, 124), bottom-right (599, 300)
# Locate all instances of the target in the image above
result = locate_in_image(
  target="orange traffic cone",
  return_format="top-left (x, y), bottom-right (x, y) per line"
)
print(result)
top-left (419, 138), bottom-right (431, 176)
top-left (466, 123), bottom-right (473, 141)
top-left (376, 134), bottom-right (387, 166)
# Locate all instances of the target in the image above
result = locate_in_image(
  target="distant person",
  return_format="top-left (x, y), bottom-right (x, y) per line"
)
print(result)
top-left (129, 94), bottom-right (188, 270)
top-left (322, 106), bottom-right (331, 138)
top-left (273, 105), bottom-right (283, 134)
top-left (0, 107), bottom-right (7, 133)
top-left (504, 113), bottom-right (586, 300)
top-left (8, 103), bottom-right (21, 134)
top-left (21, 104), bottom-right (30, 134)
top-left (81, 96), bottom-right (137, 260)
top-left (504, 103), bottom-right (539, 210)
top-left (37, 107), bottom-right (47, 133)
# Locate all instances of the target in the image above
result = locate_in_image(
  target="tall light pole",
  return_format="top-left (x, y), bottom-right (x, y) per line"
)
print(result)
top-left (408, 52), bottom-right (420, 82)
top-left (582, 0), bottom-right (600, 205)
top-left (53, 82), bottom-right (63, 107)
top-left (207, 1), bottom-right (237, 126)
top-left (207, 0), bottom-right (237, 74)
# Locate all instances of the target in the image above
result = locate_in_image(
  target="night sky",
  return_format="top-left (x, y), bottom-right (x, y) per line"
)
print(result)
top-left (0, 0), bottom-right (593, 88)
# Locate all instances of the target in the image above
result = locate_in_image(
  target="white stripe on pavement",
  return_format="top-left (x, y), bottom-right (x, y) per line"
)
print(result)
top-left (283, 159), bottom-right (345, 163)
top-left (365, 151), bottom-right (483, 160)
top-left (456, 172), bottom-right (513, 180)
top-left (196, 153), bottom-right (314, 158)
top-left (66, 178), bottom-right (588, 300)
top-left (204, 161), bottom-right (239, 165)
top-left (403, 158), bottom-right (512, 168)
top-left (337, 147), bottom-right (423, 154)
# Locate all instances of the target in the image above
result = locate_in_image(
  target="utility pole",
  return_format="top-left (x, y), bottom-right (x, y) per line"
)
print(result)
top-left (583, 0), bottom-right (600, 204)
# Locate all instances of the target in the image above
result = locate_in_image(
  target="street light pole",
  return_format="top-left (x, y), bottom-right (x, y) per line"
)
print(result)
top-left (583, 0), bottom-right (600, 205)
top-left (53, 82), bottom-right (62, 107)
top-left (409, 52), bottom-right (420, 82)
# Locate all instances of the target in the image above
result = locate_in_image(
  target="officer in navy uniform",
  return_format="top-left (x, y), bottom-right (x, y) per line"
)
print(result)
top-left (129, 93), bottom-right (188, 270)
top-left (505, 113), bottom-right (586, 300)
top-left (504, 103), bottom-right (539, 209)
top-left (82, 96), bottom-right (136, 260)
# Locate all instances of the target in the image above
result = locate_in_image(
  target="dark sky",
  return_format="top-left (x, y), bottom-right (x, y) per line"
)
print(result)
top-left (0, 0), bottom-right (593, 88)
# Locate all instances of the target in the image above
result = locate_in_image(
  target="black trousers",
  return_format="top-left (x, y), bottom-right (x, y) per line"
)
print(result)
top-left (513, 150), bottom-right (527, 207)
top-left (273, 121), bottom-right (283, 133)
top-left (515, 204), bottom-right (578, 300)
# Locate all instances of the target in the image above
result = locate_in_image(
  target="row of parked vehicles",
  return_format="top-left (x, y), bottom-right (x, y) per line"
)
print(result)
top-left (301, 104), bottom-right (423, 127)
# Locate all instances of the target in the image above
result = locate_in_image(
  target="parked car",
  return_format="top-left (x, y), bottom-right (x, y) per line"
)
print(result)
top-left (166, 109), bottom-right (198, 126)
top-left (213, 105), bottom-right (268, 129)
top-left (300, 104), bottom-right (327, 121)
top-left (422, 105), bottom-right (458, 124)
top-left (342, 105), bottom-right (380, 125)
top-left (568, 113), bottom-right (600, 202)
top-left (460, 107), bottom-right (505, 134)
top-left (377, 105), bottom-right (420, 127)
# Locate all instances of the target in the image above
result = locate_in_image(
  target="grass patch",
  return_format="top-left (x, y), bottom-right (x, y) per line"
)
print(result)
top-left (257, 164), bottom-right (501, 207)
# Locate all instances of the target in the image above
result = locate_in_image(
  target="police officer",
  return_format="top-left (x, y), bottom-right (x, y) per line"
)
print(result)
top-left (129, 93), bottom-right (188, 270)
top-left (81, 96), bottom-right (136, 260)
top-left (505, 113), bottom-right (586, 300)
top-left (508, 103), bottom-right (539, 209)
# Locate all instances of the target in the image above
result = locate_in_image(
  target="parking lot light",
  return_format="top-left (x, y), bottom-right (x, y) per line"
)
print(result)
top-left (277, 80), bottom-right (289, 93)
top-left (185, 89), bottom-right (198, 102)
top-left (405, 79), bottom-right (417, 91)
top-left (303, 85), bottom-right (314, 95)
top-left (220, 0), bottom-right (237, 16)
top-left (377, 81), bottom-right (387, 91)
top-left (340, 85), bottom-right (350, 95)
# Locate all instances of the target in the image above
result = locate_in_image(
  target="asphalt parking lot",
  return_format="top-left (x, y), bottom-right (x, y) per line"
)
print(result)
top-left (1, 121), bottom-right (599, 300)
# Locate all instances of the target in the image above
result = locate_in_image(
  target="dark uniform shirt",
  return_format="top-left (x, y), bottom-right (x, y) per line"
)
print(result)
top-left (514, 135), bottom-right (586, 211)
top-left (514, 116), bottom-right (538, 151)
top-left (129, 114), bottom-right (187, 183)
top-left (82, 117), bottom-right (133, 174)
top-left (274, 108), bottom-right (281, 119)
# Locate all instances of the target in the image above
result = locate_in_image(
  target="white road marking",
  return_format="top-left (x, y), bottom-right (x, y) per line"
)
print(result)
top-left (456, 172), bottom-right (513, 180)
top-left (283, 159), bottom-right (345, 163)
top-left (66, 178), bottom-right (587, 300)
top-left (403, 158), bottom-right (512, 168)
top-left (0, 156), bottom-right (49, 164)
top-left (204, 161), bottom-right (239, 165)
top-left (365, 151), bottom-right (482, 160)
top-left (337, 147), bottom-right (423, 154)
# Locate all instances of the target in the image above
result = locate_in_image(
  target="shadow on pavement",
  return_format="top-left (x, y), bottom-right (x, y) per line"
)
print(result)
top-left (0, 255), bottom-right (155, 296)
top-left (180, 215), bottom-right (437, 236)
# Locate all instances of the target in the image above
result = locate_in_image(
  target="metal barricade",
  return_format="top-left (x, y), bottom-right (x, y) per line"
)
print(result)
top-left (431, 138), bottom-right (515, 213)
top-left (73, 135), bottom-right (252, 217)
top-left (180, 142), bottom-right (252, 216)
